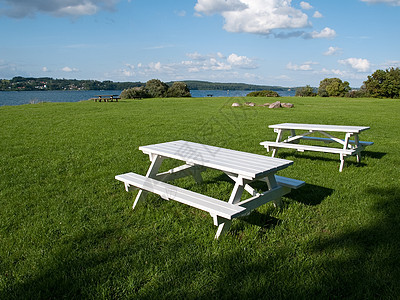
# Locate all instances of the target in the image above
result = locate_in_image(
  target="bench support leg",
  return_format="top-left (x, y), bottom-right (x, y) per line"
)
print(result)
top-left (339, 154), bottom-right (345, 172)
top-left (132, 155), bottom-right (165, 209)
top-left (264, 174), bottom-right (282, 207)
top-left (215, 220), bottom-right (232, 239)
top-left (272, 129), bottom-right (283, 157)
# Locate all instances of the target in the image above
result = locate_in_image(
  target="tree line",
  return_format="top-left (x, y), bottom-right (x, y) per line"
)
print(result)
top-left (296, 67), bottom-right (400, 99)
top-left (0, 77), bottom-right (143, 91)
top-left (0, 77), bottom-right (291, 92)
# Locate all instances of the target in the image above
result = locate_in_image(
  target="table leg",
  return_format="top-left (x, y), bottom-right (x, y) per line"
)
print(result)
top-left (339, 133), bottom-right (351, 172)
top-left (354, 134), bottom-right (361, 163)
top-left (132, 154), bottom-right (164, 209)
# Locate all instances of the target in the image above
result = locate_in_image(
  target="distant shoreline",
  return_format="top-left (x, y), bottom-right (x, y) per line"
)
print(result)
top-left (0, 77), bottom-right (299, 92)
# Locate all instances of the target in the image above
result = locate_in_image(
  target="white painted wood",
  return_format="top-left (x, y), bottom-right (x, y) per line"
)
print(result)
top-left (274, 175), bottom-right (305, 189)
top-left (260, 141), bottom-right (355, 155)
top-left (155, 164), bottom-right (206, 183)
top-left (300, 136), bottom-right (373, 146)
top-left (117, 140), bottom-right (304, 239)
top-left (269, 123), bottom-right (370, 134)
top-left (139, 140), bottom-right (293, 180)
top-left (238, 186), bottom-right (284, 211)
top-left (116, 172), bottom-right (246, 220)
top-left (132, 154), bottom-right (164, 209)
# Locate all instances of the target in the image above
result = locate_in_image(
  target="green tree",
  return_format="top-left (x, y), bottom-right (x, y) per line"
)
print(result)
top-left (364, 67), bottom-right (400, 98)
top-left (318, 78), bottom-right (350, 97)
top-left (295, 85), bottom-right (316, 97)
top-left (166, 82), bottom-right (191, 97)
top-left (145, 79), bottom-right (169, 98)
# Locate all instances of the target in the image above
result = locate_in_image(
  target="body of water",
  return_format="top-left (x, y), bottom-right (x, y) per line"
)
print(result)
top-left (0, 89), bottom-right (296, 107)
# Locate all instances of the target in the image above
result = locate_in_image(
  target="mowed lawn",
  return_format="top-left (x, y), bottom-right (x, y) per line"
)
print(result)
top-left (0, 96), bottom-right (399, 299)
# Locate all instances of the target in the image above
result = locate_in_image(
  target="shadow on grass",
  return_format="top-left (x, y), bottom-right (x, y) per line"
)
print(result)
top-left (284, 183), bottom-right (333, 206)
top-left (3, 187), bottom-right (397, 299)
top-left (241, 211), bottom-right (281, 232)
top-left (302, 186), bottom-right (400, 298)
top-left (362, 150), bottom-right (386, 159)
top-left (277, 150), bottom-right (386, 164)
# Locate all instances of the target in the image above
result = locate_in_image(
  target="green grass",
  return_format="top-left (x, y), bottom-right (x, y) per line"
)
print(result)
top-left (0, 96), bottom-right (399, 299)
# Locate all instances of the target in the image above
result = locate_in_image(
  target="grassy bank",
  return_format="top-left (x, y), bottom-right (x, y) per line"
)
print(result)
top-left (1, 96), bottom-right (399, 299)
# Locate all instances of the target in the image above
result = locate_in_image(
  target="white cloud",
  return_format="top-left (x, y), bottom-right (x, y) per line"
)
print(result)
top-left (287, 61), bottom-right (317, 71)
top-left (115, 51), bottom-right (259, 81)
top-left (339, 58), bottom-right (371, 72)
top-left (381, 60), bottom-right (400, 69)
top-left (42, 67), bottom-right (49, 72)
top-left (194, 0), bottom-right (337, 40)
top-left (306, 27), bottom-right (337, 39)
top-left (62, 66), bottom-right (79, 72)
top-left (300, 2), bottom-right (313, 10)
top-left (324, 46), bottom-right (342, 56)
top-left (194, 0), bottom-right (248, 14)
top-left (361, 0), bottom-right (400, 6)
top-left (227, 53), bottom-right (256, 68)
top-left (313, 11), bottom-right (323, 18)
top-left (0, 0), bottom-right (118, 18)
top-left (195, 0), bottom-right (310, 35)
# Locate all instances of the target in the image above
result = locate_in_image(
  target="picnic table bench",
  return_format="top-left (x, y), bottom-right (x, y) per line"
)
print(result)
top-left (115, 140), bottom-right (304, 239)
top-left (93, 94), bottom-right (120, 102)
top-left (260, 123), bottom-right (373, 172)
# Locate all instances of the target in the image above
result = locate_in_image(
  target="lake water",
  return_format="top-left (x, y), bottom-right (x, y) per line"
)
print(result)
top-left (0, 89), bottom-right (296, 107)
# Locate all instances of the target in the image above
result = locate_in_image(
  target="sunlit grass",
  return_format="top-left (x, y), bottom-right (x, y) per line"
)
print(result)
top-left (0, 96), bottom-right (399, 298)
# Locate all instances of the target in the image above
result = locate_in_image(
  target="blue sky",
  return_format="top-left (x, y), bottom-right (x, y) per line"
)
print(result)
top-left (1, 0), bottom-right (399, 87)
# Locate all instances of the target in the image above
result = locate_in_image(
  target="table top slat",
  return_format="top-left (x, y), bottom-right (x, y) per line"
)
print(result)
top-left (139, 140), bottom-right (293, 179)
top-left (269, 123), bottom-right (370, 133)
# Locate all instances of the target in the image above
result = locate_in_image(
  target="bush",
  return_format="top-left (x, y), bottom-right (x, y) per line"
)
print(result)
top-left (295, 85), bottom-right (317, 97)
top-left (145, 79), bottom-right (169, 98)
top-left (318, 78), bottom-right (350, 97)
top-left (120, 86), bottom-right (149, 99)
top-left (247, 90), bottom-right (280, 97)
top-left (167, 82), bottom-right (191, 97)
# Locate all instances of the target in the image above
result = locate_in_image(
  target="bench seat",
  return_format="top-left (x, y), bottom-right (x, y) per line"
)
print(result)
top-left (275, 175), bottom-right (305, 189)
top-left (115, 172), bottom-right (246, 220)
top-left (260, 141), bottom-right (356, 155)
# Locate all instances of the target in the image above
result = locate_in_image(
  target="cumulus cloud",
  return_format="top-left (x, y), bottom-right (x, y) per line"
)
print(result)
top-left (194, 0), bottom-right (248, 14)
top-left (195, 0), bottom-right (310, 35)
top-left (194, 0), bottom-right (335, 39)
top-left (300, 1), bottom-right (313, 10)
top-left (117, 51), bottom-right (258, 80)
top-left (0, 0), bottom-right (119, 18)
top-left (361, 0), bottom-right (400, 5)
top-left (227, 53), bottom-right (257, 68)
top-left (305, 27), bottom-right (337, 39)
top-left (339, 58), bottom-right (371, 72)
top-left (286, 61), bottom-right (318, 71)
top-left (313, 11), bottom-right (323, 18)
top-left (324, 46), bottom-right (342, 56)
top-left (62, 66), bottom-right (79, 72)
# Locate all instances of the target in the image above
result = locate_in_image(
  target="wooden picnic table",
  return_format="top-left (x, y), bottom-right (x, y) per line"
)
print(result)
top-left (115, 140), bottom-right (304, 239)
top-left (260, 123), bottom-right (373, 172)
top-left (93, 94), bottom-right (120, 102)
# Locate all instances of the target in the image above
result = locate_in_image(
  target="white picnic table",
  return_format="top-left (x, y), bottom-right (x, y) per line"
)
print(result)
top-left (260, 123), bottom-right (373, 172)
top-left (115, 140), bottom-right (304, 239)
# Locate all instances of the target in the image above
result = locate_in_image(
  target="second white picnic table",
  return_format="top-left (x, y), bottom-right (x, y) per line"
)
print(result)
top-left (116, 140), bottom-right (304, 239)
top-left (260, 123), bottom-right (373, 172)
